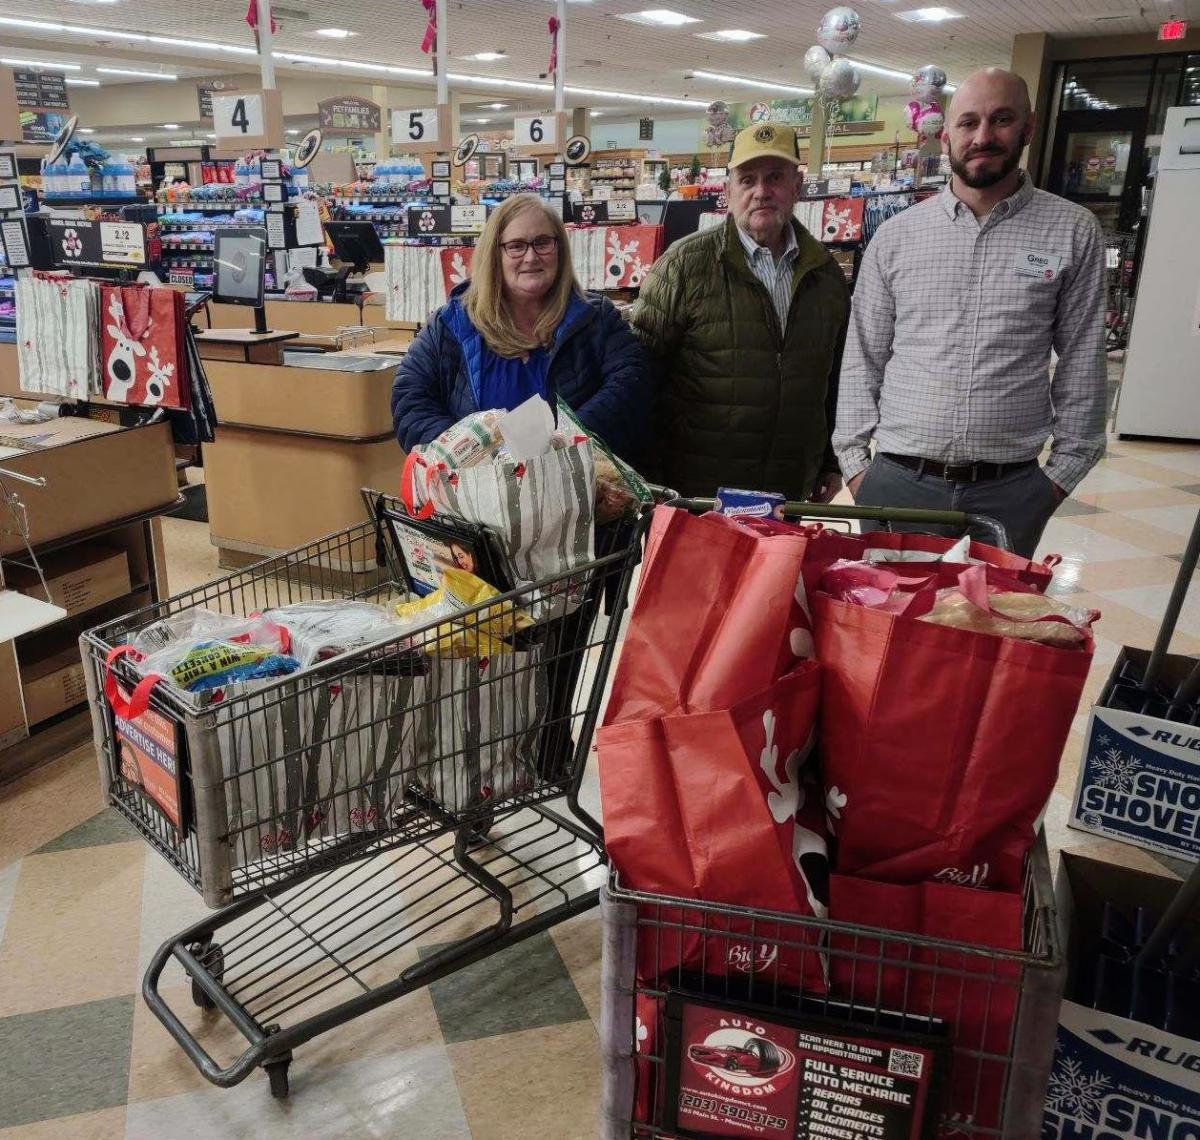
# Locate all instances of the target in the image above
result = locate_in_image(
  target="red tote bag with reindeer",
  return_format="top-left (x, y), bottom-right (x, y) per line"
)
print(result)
top-left (598, 662), bottom-right (830, 992)
top-left (101, 283), bottom-right (190, 409)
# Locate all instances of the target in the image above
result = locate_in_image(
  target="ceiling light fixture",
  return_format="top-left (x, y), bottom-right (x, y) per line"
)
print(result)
top-left (465, 51), bottom-right (507, 62)
top-left (0, 58), bottom-right (82, 71)
top-left (78, 127), bottom-right (96, 133)
top-left (286, 128), bottom-right (300, 134)
top-left (315, 27), bottom-right (356, 38)
top-left (475, 117), bottom-right (492, 123)
top-left (161, 123), bottom-right (179, 129)
top-left (65, 78), bottom-right (101, 86)
top-left (98, 66), bottom-right (178, 79)
top-left (147, 35), bottom-right (257, 54)
top-left (485, 102), bottom-right (508, 109)
top-left (695, 29), bottom-right (765, 42)
top-left (846, 59), bottom-right (917, 82)
top-left (690, 68), bottom-right (813, 95)
top-left (128, 136), bottom-right (144, 142)
top-left (618, 9), bottom-right (702, 27)
top-left (895, 6), bottom-right (963, 21)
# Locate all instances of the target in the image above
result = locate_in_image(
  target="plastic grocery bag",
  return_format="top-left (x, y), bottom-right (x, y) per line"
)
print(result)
top-left (813, 566), bottom-right (1093, 890)
top-left (262, 600), bottom-right (404, 666)
top-left (402, 433), bottom-right (596, 619)
top-left (598, 663), bottom-right (829, 992)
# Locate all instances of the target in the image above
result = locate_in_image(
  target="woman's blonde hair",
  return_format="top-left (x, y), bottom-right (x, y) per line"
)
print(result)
top-left (465, 193), bottom-right (581, 359)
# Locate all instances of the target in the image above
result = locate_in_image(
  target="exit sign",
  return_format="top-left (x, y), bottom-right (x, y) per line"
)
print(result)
top-left (1158, 18), bottom-right (1187, 40)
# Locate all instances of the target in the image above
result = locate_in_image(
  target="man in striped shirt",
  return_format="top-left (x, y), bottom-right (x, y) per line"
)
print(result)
top-left (834, 68), bottom-right (1107, 556)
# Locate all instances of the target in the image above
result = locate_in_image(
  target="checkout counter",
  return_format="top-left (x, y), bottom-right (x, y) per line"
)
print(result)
top-left (194, 324), bottom-right (414, 570)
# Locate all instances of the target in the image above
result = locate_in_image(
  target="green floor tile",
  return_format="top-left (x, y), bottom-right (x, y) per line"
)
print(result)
top-left (34, 810), bottom-right (139, 855)
top-left (0, 994), bottom-right (135, 1128)
top-left (1054, 499), bottom-right (1101, 517)
top-left (422, 930), bottom-right (588, 1045)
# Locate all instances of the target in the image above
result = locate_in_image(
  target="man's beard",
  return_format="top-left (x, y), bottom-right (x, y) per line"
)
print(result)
top-left (950, 140), bottom-right (1022, 188)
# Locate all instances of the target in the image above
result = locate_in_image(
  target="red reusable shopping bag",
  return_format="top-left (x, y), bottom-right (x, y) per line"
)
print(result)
top-left (598, 663), bottom-right (829, 991)
top-left (828, 874), bottom-right (1024, 1133)
top-left (605, 506), bottom-right (850, 724)
top-left (851, 530), bottom-right (1058, 592)
top-left (100, 283), bottom-right (190, 409)
top-left (813, 587), bottom-right (1092, 890)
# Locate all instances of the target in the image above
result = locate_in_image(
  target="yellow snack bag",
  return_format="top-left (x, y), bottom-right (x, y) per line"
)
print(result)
top-left (395, 568), bottom-right (531, 656)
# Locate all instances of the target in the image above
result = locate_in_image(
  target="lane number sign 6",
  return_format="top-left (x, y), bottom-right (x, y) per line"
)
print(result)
top-left (515, 115), bottom-right (556, 148)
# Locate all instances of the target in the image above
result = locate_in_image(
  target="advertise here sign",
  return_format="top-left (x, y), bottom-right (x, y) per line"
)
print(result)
top-left (1071, 705), bottom-right (1200, 862)
top-left (114, 688), bottom-right (187, 835)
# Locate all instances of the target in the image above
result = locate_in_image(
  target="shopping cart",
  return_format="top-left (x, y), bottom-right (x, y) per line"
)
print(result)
top-left (598, 498), bottom-right (1064, 1140)
top-left (78, 489), bottom-right (650, 1097)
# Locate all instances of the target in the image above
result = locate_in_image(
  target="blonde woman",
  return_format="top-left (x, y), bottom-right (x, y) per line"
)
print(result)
top-left (393, 193), bottom-right (648, 460)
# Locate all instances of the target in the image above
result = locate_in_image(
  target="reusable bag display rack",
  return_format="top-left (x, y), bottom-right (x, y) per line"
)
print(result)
top-left (79, 489), bottom-right (650, 1097)
top-left (598, 498), bottom-right (1065, 1140)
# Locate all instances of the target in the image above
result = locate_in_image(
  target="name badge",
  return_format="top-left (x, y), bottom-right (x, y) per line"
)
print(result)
top-left (1014, 247), bottom-right (1064, 280)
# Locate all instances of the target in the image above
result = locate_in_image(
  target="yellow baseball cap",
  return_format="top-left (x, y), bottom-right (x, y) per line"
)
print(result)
top-left (728, 122), bottom-right (801, 169)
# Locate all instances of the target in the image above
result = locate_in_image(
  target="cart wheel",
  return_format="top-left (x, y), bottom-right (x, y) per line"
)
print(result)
top-left (265, 1058), bottom-right (291, 1099)
top-left (188, 942), bottom-right (225, 1011)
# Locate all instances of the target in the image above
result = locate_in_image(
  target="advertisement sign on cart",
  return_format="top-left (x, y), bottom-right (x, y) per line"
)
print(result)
top-left (665, 994), bottom-right (944, 1139)
top-left (113, 686), bottom-right (188, 835)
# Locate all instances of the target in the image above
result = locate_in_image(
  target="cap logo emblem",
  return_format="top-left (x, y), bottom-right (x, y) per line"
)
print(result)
top-left (753, 125), bottom-right (775, 143)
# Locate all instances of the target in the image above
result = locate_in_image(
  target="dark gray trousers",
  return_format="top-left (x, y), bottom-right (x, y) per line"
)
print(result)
top-left (854, 455), bottom-right (1060, 558)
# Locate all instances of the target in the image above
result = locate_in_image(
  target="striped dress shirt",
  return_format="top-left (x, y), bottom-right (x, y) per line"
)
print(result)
top-left (737, 220), bottom-right (799, 332)
top-left (833, 177), bottom-right (1108, 493)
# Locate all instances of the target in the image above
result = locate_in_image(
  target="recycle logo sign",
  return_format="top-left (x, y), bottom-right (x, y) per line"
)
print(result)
top-left (61, 229), bottom-right (83, 257)
top-left (418, 211), bottom-right (436, 232)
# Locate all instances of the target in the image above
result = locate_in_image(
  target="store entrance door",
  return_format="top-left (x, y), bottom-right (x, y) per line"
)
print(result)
top-left (1047, 108), bottom-right (1147, 235)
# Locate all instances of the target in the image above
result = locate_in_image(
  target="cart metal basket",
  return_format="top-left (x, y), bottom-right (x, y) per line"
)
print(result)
top-left (76, 489), bottom-right (647, 1096)
top-left (80, 494), bottom-right (641, 908)
top-left (599, 834), bottom-right (1064, 1140)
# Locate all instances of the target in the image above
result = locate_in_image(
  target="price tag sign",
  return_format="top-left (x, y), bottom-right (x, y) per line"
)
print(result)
top-left (432, 180), bottom-right (450, 198)
top-left (213, 93), bottom-right (265, 143)
top-left (592, 184), bottom-right (612, 201)
top-left (0, 185), bottom-right (20, 212)
top-left (262, 181), bottom-right (286, 203)
top-left (1, 219), bottom-right (29, 268)
top-left (514, 114), bottom-right (556, 148)
top-left (100, 222), bottom-right (147, 266)
top-left (606, 199), bottom-right (635, 222)
top-left (549, 178), bottom-right (565, 194)
top-left (451, 204), bottom-right (488, 234)
top-left (394, 107), bottom-right (440, 147)
top-left (0, 150), bottom-right (17, 182)
top-left (828, 176), bottom-right (853, 194)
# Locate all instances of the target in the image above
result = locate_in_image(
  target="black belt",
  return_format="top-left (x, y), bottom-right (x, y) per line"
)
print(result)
top-left (881, 453), bottom-right (1037, 483)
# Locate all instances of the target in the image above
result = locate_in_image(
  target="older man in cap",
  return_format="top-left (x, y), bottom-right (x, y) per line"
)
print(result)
top-left (633, 122), bottom-right (851, 501)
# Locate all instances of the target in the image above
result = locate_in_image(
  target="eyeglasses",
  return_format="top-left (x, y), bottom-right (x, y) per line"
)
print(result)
top-left (500, 235), bottom-right (559, 258)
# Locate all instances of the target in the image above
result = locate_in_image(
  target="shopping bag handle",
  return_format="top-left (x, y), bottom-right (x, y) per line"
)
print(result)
top-left (401, 450), bottom-right (436, 520)
top-left (951, 564), bottom-right (1097, 633)
top-left (103, 645), bottom-right (163, 720)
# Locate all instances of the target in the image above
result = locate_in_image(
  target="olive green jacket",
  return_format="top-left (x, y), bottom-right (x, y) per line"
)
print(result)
top-left (632, 216), bottom-right (851, 500)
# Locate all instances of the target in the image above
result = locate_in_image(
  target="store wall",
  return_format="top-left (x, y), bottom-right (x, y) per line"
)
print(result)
top-left (594, 94), bottom-right (919, 158)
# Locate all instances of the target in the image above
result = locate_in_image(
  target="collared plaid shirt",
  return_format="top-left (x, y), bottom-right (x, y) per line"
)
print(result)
top-left (833, 176), bottom-right (1108, 493)
top-left (736, 219), bottom-right (799, 332)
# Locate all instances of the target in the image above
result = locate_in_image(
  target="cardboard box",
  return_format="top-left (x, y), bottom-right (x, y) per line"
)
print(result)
top-left (0, 640), bottom-right (27, 748)
top-left (20, 647), bottom-right (88, 725)
top-left (1071, 646), bottom-right (1200, 863)
top-left (0, 415), bottom-right (177, 555)
top-left (1044, 854), bottom-right (1198, 1139)
top-left (6, 544), bottom-right (131, 618)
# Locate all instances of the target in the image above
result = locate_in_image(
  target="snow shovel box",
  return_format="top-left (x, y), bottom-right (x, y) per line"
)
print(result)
top-left (1043, 854), bottom-right (1199, 1140)
top-left (1069, 647), bottom-right (1200, 863)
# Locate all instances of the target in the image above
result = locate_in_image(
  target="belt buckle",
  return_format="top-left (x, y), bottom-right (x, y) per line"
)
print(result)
top-left (943, 462), bottom-right (978, 483)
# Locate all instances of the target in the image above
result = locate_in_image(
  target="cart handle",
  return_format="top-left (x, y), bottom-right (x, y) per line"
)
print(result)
top-left (667, 497), bottom-right (1012, 551)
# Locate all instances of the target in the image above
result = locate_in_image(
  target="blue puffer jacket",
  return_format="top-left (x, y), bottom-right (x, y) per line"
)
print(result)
top-left (392, 283), bottom-right (648, 461)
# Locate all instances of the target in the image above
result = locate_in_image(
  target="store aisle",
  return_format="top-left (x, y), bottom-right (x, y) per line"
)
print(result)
top-left (0, 434), bottom-right (1197, 1139)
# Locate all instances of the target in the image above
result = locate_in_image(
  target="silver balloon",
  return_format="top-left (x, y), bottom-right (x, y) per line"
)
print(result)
top-left (911, 64), bottom-right (948, 102)
top-left (816, 7), bottom-right (861, 55)
top-left (804, 45), bottom-right (832, 80)
top-left (820, 58), bottom-right (861, 100)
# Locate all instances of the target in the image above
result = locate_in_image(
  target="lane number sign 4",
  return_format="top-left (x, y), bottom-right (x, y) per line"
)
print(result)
top-left (213, 93), bottom-right (264, 141)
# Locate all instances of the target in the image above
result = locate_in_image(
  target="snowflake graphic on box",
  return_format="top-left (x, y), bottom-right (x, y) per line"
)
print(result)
top-left (1046, 1056), bottom-right (1112, 1123)
top-left (1093, 745), bottom-right (1139, 793)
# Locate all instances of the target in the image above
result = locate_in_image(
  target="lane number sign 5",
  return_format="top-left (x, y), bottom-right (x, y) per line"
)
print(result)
top-left (394, 108), bottom-right (439, 145)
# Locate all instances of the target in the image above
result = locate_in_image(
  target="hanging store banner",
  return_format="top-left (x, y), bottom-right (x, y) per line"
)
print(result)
top-left (319, 97), bottom-right (382, 135)
top-left (706, 96), bottom-right (880, 146)
top-left (14, 70), bottom-right (69, 111)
